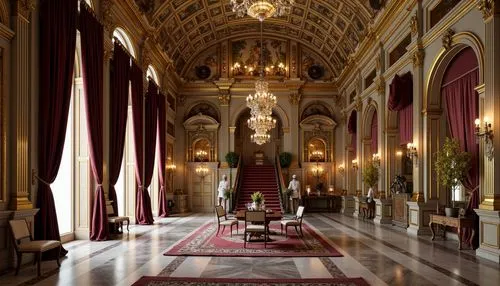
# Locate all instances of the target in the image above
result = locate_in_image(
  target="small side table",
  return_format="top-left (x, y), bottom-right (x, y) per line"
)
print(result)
top-left (429, 214), bottom-right (475, 250)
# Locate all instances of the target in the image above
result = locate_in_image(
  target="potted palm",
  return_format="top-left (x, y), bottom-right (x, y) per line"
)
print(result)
top-left (251, 191), bottom-right (265, 210)
top-left (362, 159), bottom-right (379, 201)
top-left (434, 137), bottom-right (471, 217)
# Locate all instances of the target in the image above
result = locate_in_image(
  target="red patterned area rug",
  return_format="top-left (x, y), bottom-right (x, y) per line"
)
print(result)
top-left (132, 276), bottom-right (369, 286)
top-left (164, 221), bottom-right (343, 257)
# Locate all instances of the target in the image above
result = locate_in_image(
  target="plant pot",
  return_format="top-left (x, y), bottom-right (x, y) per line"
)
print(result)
top-left (445, 207), bottom-right (459, 217)
top-left (252, 202), bottom-right (262, 210)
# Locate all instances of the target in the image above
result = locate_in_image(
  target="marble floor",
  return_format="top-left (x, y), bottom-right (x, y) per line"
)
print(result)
top-left (1, 213), bottom-right (499, 286)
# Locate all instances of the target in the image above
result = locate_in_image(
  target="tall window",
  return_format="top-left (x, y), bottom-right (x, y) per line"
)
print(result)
top-left (113, 28), bottom-right (136, 217)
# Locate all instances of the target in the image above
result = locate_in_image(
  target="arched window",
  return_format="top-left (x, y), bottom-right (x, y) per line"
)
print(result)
top-left (147, 65), bottom-right (160, 86)
top-left (113, 28), bottom-right (136, 58)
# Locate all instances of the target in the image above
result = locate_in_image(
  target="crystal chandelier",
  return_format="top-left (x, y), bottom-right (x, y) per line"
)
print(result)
top-left (247, 114), bottom-right (276, 132)
top-left (246, 79), bottom-right (277, 117)
top-left (231, 0), bottom-right (295, 21)
top-left (251, 131), bottom-right (271, 145)
top-left (195, 163), bottom-right (209, 178)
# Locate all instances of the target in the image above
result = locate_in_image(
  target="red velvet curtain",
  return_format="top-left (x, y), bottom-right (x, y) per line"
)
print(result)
top-left (441, 47), bottom-right (479, 248)
top-left (131, 64), bottom-right (155, 225)
top-left (80, 2), bottom-right (107, 241)
top-left (142, 80), bottom-right (158, 219)
top-left (36, 0), bottom-right (77, 258)
top-left (348, 110), bottom-right (357, 155)
top-left (108, 42), bottom-right (131, 216)
top-left (388, 72), bottom-right (413, 145)
top-left (371, 111), bottom-right (378, 153)
top-left (157, 92), bottom-right (168, 217)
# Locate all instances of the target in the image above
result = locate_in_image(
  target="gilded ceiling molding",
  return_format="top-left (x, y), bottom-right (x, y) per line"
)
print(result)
top-left (477, 0), bottom-right (495, 20)
top-left (442, 28), bottom-right (455, 50)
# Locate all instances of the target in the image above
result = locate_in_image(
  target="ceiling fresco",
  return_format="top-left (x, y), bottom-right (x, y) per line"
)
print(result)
top-left (136, 0), bottom-right (375, 78)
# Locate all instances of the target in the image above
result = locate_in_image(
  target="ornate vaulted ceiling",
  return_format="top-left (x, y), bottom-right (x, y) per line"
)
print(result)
top-left (137, 0), bottom-right (375, 78)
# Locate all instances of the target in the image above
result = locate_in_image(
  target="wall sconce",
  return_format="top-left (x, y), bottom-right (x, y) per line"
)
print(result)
top-left (395, 150), bottom-right (403, 157)
top-left (372, 153), bottom-right (380, 166)
top-left (338, 164), bottom-right (345, 176)
top-left (475, 118), bottom-right (494, 161)
top-left (406, 143), bottom-right (417, 162)
top-left (166, 163), bottom-right (176, 173)
top-left (306, 185), bottom-right (311, 196)
top-left (195, 163), bottom-right (209, 178)
top-left (328, 186), bottom-right (334, 193)
top-left (352, 159), bottom-right (358, 171)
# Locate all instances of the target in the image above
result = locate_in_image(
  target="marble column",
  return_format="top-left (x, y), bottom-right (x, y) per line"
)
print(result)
top-left (475, 2), bottom-right (500, 263)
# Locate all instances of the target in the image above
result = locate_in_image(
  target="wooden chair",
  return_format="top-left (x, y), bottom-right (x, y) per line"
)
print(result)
top-left (9, 219), bottom-right (61, 276)
top-left (107, 205), bottom-right (130, 233)
top-left (281, 205), bottom-right (305, 237)
top-left (215, 205), bottom-right (238, 237)
top-left (244, 210), bottom-right (267, 248)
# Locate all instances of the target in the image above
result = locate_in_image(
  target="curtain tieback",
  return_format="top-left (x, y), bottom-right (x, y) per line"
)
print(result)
top-left (468, 185), bottom-right (480, 193)
top-left (34, 173), bottom-right (52, 187)
top-left (96, 183), bottom-right (103, 187)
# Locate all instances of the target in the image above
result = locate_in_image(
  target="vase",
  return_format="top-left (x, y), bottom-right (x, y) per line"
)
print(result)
top-left (252, 202), bottom-right (262, 210)
top-left (445, 207), bottom-right (459, 217)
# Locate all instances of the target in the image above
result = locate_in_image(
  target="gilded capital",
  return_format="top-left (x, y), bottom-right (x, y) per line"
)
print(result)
top-left (218, 92), bottom-right (231, 106)
top-left (288, 92), bottom-right (301, 105)
top-left (477, 0), bottom-right (495, 20)
top-left (376, 77), bottom-right (385, 95)
top-left (15, 0), bottom-right (36, 19)
top-left (412, 49), bottom-right (425, 68)
top-left (101, 0), bottom-right (114, 32)
top-left (355, 97), bottom-right (362, 111)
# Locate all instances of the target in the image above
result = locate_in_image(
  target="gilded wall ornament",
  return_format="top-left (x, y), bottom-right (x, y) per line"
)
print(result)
top-left (442, 28), bottom-right (455, 50)
top-left (355, 97), bottom-right (362, 111)
top-left (478, 0), bottom-right (495, 20)
top-left (218, 93), bottom-right (231, 106)
top-left (16, 0), bottom-right (35, 18)
top-left (376, 77), bottom-right (385, 94)
top-left (410, 12), bottom-right (418, 36)
top-left (412, 49), bottom-right (425, 68)
top-left (101, 0), bottom-right (114, 32)
top-left (289, 92), bottom-right (302, 105)
top-left (177, 94), bottom-right (186, 106)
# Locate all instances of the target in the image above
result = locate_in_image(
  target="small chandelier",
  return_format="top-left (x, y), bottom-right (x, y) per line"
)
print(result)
top-left (231, 0), bottom-right (295, 21)
top-left (251, 131), bottom-right (271, 145)
top-left (247, 114), bottom-right (276, 132)
top-left (195, 163), bottom-right (209, 178)
top-left (246, 79), bottom-right (277, 117)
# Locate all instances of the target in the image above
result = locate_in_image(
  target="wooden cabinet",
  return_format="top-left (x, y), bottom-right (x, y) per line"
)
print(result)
top-left (392, 193), bottom-right (411, 228)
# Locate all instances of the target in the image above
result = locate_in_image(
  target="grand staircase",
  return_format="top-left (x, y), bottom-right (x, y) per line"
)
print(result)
top-left (235, 164), bottom-right (282, 213)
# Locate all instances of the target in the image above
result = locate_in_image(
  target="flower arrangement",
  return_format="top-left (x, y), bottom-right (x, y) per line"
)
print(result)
top-left (251, 191), bottom-right (265, 204)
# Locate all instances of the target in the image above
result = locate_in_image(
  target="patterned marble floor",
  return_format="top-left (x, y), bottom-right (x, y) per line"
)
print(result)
top-left (1, 213), bottom-right (499, 286)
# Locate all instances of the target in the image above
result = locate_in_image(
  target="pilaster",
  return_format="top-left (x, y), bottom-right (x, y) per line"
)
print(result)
top-left (374, 198), bottom-right (392, 224)
top-left (288, 88), bottom-right (301, 168)
top-left (214, 79), bottom-right (234, 167)
top-left (9, 0), bottom-right (35, 210)
top-left (341, 195), bottom-right (355, 216)
top-left (353, 196), bottom-right (361, 219)
top-left (406, 201), bottom-right (434, 236)
top-left (475, 1), bottom-right (500, 264)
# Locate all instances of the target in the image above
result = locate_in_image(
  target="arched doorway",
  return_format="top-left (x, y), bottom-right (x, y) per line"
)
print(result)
top-left (234, 109), bottom-right (283, 165)
top-left (425, 46), bottom-right (481, 207)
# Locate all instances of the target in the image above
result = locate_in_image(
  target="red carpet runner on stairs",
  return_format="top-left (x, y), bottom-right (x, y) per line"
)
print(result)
top-left (235, 164), bottom-right (282, 213)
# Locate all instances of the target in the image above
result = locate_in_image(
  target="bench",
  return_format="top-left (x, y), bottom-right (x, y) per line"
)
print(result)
top-left (107, 205), bottom-right (130, 233)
